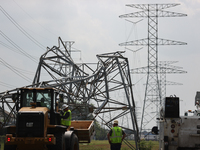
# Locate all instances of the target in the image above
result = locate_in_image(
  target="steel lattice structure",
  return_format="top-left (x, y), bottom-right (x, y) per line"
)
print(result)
top-left (158, 61), bottom-right (186, 101)
top-left (0, 37), bottom-right (139, 149)
top-left (119, 4), bottom-right (187, 133)
top-left (131, 61), bottom-right (186, 107)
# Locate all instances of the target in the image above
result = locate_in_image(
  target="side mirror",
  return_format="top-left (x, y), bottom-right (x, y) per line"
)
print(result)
top-left (151, 126), bottom-right (159, 135)
top-left (12, 93), bottom-right (18, 102)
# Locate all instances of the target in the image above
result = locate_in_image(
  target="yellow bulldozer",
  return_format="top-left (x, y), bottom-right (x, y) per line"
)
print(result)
top-left (3, 87), bottom-right (94, 150)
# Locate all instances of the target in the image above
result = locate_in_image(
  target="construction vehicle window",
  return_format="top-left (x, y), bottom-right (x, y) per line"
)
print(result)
top-left (22, 91), bottom-right (33, 107)
top-left (36, 91), bottom-right (51, 109)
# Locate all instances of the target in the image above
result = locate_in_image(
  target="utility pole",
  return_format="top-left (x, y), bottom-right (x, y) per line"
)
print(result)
top-left (119, 4), bottom-right (187, 133)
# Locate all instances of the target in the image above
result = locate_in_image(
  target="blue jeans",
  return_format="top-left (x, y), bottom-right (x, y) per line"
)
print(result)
top-left (110, 143), bottom-right (121, 150)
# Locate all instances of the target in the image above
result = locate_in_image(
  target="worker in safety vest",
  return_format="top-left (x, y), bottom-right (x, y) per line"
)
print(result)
top-left (107, 120), bottom-right (126, 150)
top-left (60, 104), bottom-right (71, 128)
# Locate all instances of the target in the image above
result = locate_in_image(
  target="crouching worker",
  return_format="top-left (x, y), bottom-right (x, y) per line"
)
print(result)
top-left (107, 120), bottom-right (126, 150)
top-left (60, 104), bottom-right (71, 129)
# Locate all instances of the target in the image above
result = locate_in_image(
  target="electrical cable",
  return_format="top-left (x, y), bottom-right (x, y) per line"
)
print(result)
top-left (0, 57), bottom-right (32, 82)
top-left (122, 10), bottom-right (145, 127)
top-left (0, 63), bottom-right (35, 76)
top-left (12, 0), bottom-right (58, 38)
top-left (0, 5), bottom-right (46, 50)
top-left (0, 81), bottom-right (17, 89)
top-left (0, 30), bottom-right (38, 63)
top-left (0, 40), bottom-right (38, 60)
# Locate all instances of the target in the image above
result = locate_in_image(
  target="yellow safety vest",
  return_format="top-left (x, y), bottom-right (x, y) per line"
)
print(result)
top-left (61, 110), bottom-right (71, 126)
top-left (41, 102), bottom-right (46, 107)
top-left (110, 126), bottom-right (122, 143)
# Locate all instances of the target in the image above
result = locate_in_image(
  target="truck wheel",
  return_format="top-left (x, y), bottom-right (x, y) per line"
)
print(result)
top-left (70, 134), bottom-right (79, 150)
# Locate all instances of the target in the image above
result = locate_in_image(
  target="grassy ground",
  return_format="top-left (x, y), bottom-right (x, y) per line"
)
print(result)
top-left (0, 138), bottom-right (159, 150)
top-left (79, 140), bottom-right (159, 150)
top-left (0, 136), bottom-right (4, 150)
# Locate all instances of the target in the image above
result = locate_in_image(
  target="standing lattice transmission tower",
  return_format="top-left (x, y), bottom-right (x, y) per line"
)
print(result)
top-left (119, 4), bottom-right (187, 132)
top-left (158, 61), bottom-right (186, 102)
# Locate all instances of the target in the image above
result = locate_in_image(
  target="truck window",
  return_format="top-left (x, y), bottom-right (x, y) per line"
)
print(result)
top-left (22, 91), bottom-right (33, 107)
top-left (36, 91), bottom-right (51, 109)
top-left (21, 90), bottom-right (52, 110)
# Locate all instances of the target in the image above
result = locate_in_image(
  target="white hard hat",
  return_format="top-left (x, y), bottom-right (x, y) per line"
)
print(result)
top-left (62, 104), bottom-right (68, 110)
top-left (114, 120), bottom-right (118, 124)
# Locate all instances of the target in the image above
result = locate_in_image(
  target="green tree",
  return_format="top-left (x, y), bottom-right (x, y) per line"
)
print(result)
top-left (94, 120), bottom-right (109, 140)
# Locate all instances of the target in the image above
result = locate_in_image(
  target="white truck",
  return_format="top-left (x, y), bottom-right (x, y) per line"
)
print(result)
top-left (153, 94), bottom-right (200, 150)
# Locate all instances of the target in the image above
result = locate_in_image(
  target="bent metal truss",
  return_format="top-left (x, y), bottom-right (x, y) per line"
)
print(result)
top-left (0, 37), bottom-right (139, 149)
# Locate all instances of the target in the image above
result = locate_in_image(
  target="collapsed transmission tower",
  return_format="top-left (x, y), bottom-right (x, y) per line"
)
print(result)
top-left (119, 4), bottom-right (187, 132)
top-left (0, 37), bottom-right (139, 149)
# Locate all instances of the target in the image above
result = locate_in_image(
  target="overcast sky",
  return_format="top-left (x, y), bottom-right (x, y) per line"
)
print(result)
top-left (0, 0), bottom-right (200, 116)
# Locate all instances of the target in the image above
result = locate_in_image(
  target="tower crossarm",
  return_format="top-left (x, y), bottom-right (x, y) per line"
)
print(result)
top-left (119, 38), bottom-right (187, 46)
top-left (167, 64), bottom-right (183, 70)
top-left (125, 4), bottom-right (180, 10)
top-left (165, 81), bottom-right (183, 85)
top-left (119, 10), bottom-right (186, 18)
top-left (158, 61), bottom-right (179, 66)
top-left (158, 61), bottom-right (187, 74)
top-left (131, 66), bottom-right (187, 74)
top-left (158, 10), bottom-right (187, 17)
top-left (159, 66), bottom-right (187, 74)
top-left (131, 67), bottom-right (148, 74)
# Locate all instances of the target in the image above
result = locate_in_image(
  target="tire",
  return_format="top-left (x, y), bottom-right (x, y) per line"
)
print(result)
top-left (70, 134), bottom-right (79, 150)
top-left (47, 132), bottom-right (64, 150)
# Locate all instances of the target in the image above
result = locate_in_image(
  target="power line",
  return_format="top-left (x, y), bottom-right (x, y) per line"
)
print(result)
top-left (0, 5), bottom-right (46, 50)
top-left (12, 0), bottom-right (58, 38)
top-left (0, 40), bottom-right (22, 55)
top-left (125, 19), bottom-right (143, 43)
top-left (0, 40), bottom-right (38, 60)
top-left (0, 63), bottom-right (35, 76)
top-left (0, 62), bottom-right (50, 78)
top-left (0, 81), bottom-right (17, 89)
top-left (0, 57), bottom-right (32, 82)
top-left (0, 30), bottom-right (38, 63)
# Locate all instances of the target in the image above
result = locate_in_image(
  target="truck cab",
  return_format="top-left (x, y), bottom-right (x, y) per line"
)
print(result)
top-left (157, 96), bottom-right (200, 150)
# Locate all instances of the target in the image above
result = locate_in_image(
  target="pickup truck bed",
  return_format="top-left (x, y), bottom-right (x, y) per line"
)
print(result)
top-left (68, 120), bottom-right (94, 143)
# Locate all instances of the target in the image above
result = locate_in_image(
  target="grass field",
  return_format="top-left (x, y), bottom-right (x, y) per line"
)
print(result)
top-left (0, 138), bottom-right (159, 150)
top-left (79, 140), bottom-right (159, 150)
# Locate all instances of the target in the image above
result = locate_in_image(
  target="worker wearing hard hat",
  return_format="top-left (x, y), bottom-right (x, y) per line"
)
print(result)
top-left (60, 104), bottom-right (71, 128)
top-left (107, 120), bottom-right (126, 150)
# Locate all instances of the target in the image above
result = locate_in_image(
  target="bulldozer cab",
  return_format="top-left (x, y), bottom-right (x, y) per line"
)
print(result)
top-left (17, 88), bottom-right (60, 125)
top-left (20, 88), bottom-right (53, 109)
top-left (19, 88), bottom-right (56, 110)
